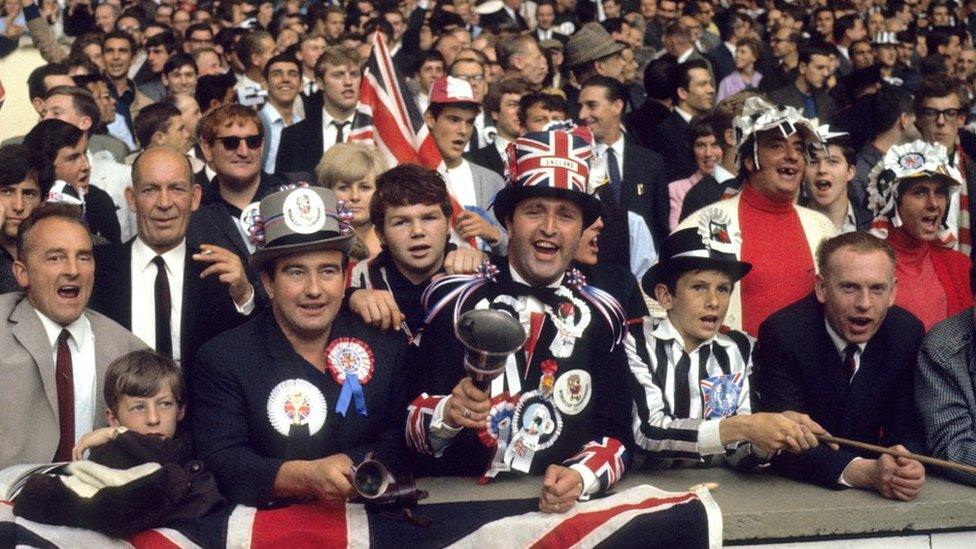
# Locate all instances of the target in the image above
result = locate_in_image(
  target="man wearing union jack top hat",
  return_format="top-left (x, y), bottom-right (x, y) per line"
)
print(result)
top-left (403, 127), bottom-right (647, 513)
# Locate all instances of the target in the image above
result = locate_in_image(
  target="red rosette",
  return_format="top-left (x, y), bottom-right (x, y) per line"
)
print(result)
top-left (324, 337), bottom-right (375, 386)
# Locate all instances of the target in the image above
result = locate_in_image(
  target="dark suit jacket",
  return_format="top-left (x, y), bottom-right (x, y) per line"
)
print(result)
top-left (534, 29), bottom-right (568, 45)
top-left (706, 43), bottom-right (735, 83)
top-left (755, 294), bottom-right (927, 488)
top-left (678, 174), bottom-right (741, 223)
top-left (90, 239), bottom-right (254, 385)
top-left (464, 143), bottom-right (505, 177)
top-left (621, 136), bottom-right (668, 246)
top-left (768, 83), bottom-right (838, 124)
top-left (624, 100), bottom-right (670, 148)
top-left (274, 97), bottom-right (371, 178)
top-left (646, 111), bottom-right (696, 183)
top-left (86, 185), bottom-right (122, 245)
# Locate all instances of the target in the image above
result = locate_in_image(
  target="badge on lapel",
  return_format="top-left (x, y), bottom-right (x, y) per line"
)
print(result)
top-left (266, 379), bottom-right (328, 437)
top-left (326, 337), bottom-right (375, 417)
top-left (700, 373), bottom-right (743, 419)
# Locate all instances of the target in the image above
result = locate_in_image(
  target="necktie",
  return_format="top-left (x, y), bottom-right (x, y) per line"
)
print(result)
top-left (673, 350), bottom-right (692, 418)
top-left (153, 256), bottom-right (173, 358)
top-left (843, 344), bottom-right (858, 382)
top-left (54, 329), bottom-right (74, 462)
top-left (606, 147), bottom-right (623, 205)
top-left (333, 120), bottom-right (350, 144)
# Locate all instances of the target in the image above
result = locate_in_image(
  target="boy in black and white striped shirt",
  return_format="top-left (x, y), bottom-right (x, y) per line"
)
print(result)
top-left (626, 213), bottom-right (831, 469)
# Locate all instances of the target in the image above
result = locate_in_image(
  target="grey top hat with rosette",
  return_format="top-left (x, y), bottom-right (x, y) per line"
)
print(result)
top-left (641, 208), bottom-right (752, 293)
top-left (247, 185), bottom-right (356, 270)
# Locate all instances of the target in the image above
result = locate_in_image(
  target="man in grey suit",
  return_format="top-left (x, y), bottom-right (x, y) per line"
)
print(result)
top-left (425, 76), bottom-right (508, 255)
top-left (0, 203), bottom-right (145, 470)
top-left (917, 278), bottom-right (976, 486)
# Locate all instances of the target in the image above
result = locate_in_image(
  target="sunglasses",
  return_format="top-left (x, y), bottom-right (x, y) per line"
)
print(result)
top-left (216, 134), bottom-right (264, 150)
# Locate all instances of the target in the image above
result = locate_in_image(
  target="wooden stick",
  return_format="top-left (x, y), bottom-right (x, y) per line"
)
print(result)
top-left (817, 434), bottom-right (976, 477)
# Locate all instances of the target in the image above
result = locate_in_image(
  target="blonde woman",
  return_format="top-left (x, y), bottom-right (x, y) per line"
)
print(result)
top-left (316, 143), bottom-right (386, 260)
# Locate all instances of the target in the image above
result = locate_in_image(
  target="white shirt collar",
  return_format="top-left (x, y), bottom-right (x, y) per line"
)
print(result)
top-left (321, 107), bottom-right (353, 127)
top-left (34, 306), bottom-right (91, 350)
top-left (674, 106), bottom-right (694, 123)
top-left (494, 134), bottom-right (513, 157)
top-left (677, 47), bottom-right (694, 64)
top-left (510, 264), bottom-right (563, 289)
top-left (725, 41), bottom-right (736, 57)
top-left (260, 101), bottom-right (286, 125)
top-left (824, 319), bottom-right (866, 356)
top-left (132, 237), bottom-right (186, 276)
top-left (712, 164), bottom-right (735, 183)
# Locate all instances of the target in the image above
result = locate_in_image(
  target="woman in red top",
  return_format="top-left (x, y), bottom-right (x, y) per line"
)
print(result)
top-left (867, 141), bottom-right (973, 331)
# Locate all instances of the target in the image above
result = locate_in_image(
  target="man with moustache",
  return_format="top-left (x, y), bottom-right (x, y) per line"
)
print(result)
top-left (756, 232), bottom-right (927, 501)
top-left (0, 203), bottom-right (145, 469)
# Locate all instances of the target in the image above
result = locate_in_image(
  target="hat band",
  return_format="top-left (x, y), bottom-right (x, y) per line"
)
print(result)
top-left (670, 249), bottom-right (738, 262)
top-left (264, 230), bottom-right (349, 250)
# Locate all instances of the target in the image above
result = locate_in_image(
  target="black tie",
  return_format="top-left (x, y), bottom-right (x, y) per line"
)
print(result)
top-left (152, 256), bottom-right (173, 358)
top-left (606, 147), bottom-right (623, 205)
top-left (333, 120), bottom-right (350, 144)
top-left (843, 344), bottom-right (858, 383)
top-left (674, 350), bottom-right (692, 417)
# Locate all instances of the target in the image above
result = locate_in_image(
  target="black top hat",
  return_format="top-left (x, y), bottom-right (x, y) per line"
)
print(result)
top-left (641, 210), bottom-right (752, 294)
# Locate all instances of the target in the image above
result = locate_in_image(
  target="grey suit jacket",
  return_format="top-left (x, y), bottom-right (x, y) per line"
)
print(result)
top-left (0, 293), bottom-right (147, 469)
top-left (917, 308), bottom-right (976, 486)
top-left (467, 160), bottom-right (508, 255)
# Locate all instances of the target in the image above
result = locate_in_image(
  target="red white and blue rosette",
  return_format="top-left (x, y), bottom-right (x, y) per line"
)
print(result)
top-left (326, 337), bottom-right (374, 417)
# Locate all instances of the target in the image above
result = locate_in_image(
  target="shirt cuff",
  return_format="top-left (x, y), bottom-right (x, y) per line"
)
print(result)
top-left (569, 464), bottom-right (599, 501)
top-left (698, 419), bottom-right (725, 455)
top-left (234, 287), bottom-right (256, 315)
top-left (429, 396), bottom-right (462, 440)
top-left (838, 457), bottom-right (863, 487)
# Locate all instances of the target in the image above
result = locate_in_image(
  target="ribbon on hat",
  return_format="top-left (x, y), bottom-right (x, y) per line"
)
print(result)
top-left (564, 268), bottom-right (627, 348)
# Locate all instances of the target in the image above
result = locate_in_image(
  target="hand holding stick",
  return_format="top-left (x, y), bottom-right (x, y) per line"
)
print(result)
top-left (817, 434), bottom-right (976, 477)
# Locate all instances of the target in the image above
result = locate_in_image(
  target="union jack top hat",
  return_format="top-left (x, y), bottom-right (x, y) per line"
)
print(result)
top-left (493, 127), bottom-right (602, 227)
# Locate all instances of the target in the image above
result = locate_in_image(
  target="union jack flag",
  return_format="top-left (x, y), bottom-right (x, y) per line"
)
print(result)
top-left (355, 32), bottom-right (476, 248)
top-left (406, 393), bottom-right (445, 455)
top-left (510, 129), bottom-right (593, 193)
top-left (563, 437), bottom-right (627, 495)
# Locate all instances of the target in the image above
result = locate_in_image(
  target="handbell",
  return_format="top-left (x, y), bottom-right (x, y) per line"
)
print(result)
top-left (455, 309), bottom-right (527, 391)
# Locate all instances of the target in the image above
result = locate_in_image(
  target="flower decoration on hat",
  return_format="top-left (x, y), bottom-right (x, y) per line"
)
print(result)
top-left (865, 140), bottom-right (962, 247)
top-left (247, 214), bottom-right (267, 247)
top-left (733, 96), bottom-right (822, 168)
top-left (695, 208), bottom-right (742, 256)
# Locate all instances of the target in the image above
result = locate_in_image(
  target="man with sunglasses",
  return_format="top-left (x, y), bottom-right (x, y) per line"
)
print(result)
top-left (187, 104), bottom-right (285, 302)
top-left (914, 74), bottom-right (976, 258)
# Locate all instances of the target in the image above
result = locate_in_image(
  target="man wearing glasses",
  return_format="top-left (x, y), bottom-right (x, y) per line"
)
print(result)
top-left (188, 104), bottom-right (284, 301)
top-left (914, 73), bottom-right (976, 258)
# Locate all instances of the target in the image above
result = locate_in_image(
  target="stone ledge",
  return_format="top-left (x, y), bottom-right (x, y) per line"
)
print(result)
top-left (417, 468), bottom-right (976, 542)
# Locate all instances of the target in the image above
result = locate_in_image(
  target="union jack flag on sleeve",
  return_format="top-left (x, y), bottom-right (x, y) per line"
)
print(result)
top-left (406, 393), bottom-right (451, 456)
top-left (562, 437), bottom-right (628, 496)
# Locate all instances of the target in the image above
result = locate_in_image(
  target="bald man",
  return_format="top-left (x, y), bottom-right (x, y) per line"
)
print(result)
top-left (89, 147), bottom-right (257, 382)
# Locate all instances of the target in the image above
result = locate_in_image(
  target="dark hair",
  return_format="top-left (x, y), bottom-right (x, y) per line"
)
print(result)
top-left (716, 9), bottom-right (751, 42)
top-left (16, 202), bottom-right (90, 261)
top-left (927, 26), bottom-right (955, 52)
top-left (601, 17), bottom-right (629, 36)
top-left (146, 30), bottom-right (178, 54)
top-left (799, 43), bottom-right (835, 65)
top-left (102, 30), bottom-right (137, 53)
top-left (832, 14), bottom-right (862, 43)
top-left (644, 57), bottom-right (678, 101)
top-left (370, 164), bottom-right (453, 231)
top-left (672, 58), bottom-right (710, 101)
top-left (68, 33), bottom-right (104, 59)
top-left (45, 85), bottom-right (101, 131)
top-left (64, 53), bottom-right (100, 76)
top-left (687, 109), bottom-right (732, 151)
top-left (104, 350), bottom-right (185, 415)
top-left (0, 144), bottom-right (40, 191)
top-left (485, 76), bottom-right (532, 115)
top-left (518, 91), bottom-right (567, 126)
top-left (362, 17), bottom-right (393, 43)
top-left (184, 22), bottom-right (213, 42)
top-left (914, 73), bottom-right (968, 112)
top-left (262, 53), bottom-right (301, 81)
top-left (134, 103), bottom-right (182, 149)
top-left (236, 30), bottom-right (273, 70)
top-left (815, 231), bottom-right (896, 278)
top-left (27, 63), bottom-right (69, 102)
top-left (414, 49), bottom-right (446, 75)
top-left (871, 85), bottom-right (914, 137)
top-left (496, 34), bottom-right (537, 71)
top-left (22, 119), bottom-right (87, 194)
top-left (194, 72), bottom-right (237, 112)
top-left (580, 75), bottom-right (627, 104)
top-left (163, 52), bottom-right (197, 76)
top-left (657, 267), bottom-right (734, 295)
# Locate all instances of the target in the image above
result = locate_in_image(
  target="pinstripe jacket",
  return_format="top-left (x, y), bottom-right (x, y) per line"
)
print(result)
top-left (917, 308), bottom-right (976, 486)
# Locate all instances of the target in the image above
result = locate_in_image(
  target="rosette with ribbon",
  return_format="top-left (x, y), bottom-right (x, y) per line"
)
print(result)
top-left (327, 337), bottom-right (374, 417)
